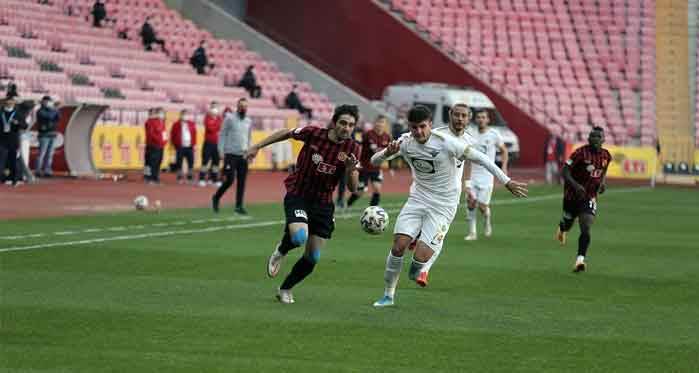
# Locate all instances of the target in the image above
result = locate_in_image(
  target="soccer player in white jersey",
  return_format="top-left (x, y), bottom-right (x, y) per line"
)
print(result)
top-left (464, 109), bottom-right (509, 241)
top-left (370, 105), bottom-right (527, 307)
top-left (414, 103), bottom-right (473, 287)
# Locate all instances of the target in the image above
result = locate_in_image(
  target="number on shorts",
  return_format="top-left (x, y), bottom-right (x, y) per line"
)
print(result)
top-left (588, 199), bottom-right (597, 213)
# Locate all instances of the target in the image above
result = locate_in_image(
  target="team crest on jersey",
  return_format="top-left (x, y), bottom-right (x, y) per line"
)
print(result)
top-left (411, 158), bottom-right (436, 174)
top-left (312, 153), bottom-right (323, 164)
top-left (338, 152), bottom-right (347, 161)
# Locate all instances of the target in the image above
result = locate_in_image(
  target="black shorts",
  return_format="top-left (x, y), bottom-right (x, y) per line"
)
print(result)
top-left (562, 197), bottom-right (597, 219)
top-left (283, 194), bottom-right (335, 239)
top-left (358, 170), bottom-right (383, 191)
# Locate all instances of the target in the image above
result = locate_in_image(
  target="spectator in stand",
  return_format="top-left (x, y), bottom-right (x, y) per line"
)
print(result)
top-left (212, 98), bottom-right (252, 215)
top-left (140, 16), bottom-right (168, 54)
top-left (0, 97), bottom-right (28, 187)
top-left (34, 96), bottom-right (60, 178)
top-left (91, 0), bottom-right (107, 28)
top-left (238, 65), bottom-right (262, 98)
top-left (144, 107), bottom-right (167, 183)
top-left (190, 40), bottom-right (213, 75)
top-left (198, 101), bottom-right (223, 186)
top-left (170, 109), bottom-right (197, 183)
top-left (4, 82), bottom-right (18, 100)
top-left (284, 84), bottom-right (313, 119)
top-left (117, 27), bottom-right (130, 40)
top-left (544, 130), bottom-right (565, 185)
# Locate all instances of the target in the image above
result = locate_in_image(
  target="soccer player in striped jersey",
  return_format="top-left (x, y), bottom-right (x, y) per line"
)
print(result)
top-left (246, 105), bottom-right (361, 304)
top-left (556, 127), bottom-right (611, 272)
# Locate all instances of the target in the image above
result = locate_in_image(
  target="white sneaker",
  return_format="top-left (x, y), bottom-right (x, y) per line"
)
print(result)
top-left (276, 288), bottom-right (295, 304)
top-left (484, 224), bottom-right (492, 237)
top-left (464, 232), bottom-right (477, 241)
top-left (198, 180), bottom-right (207, 187)
top-left (372, 295), bottom-right (394, 307)
top-left (267, 244), bottom-right (285, 278)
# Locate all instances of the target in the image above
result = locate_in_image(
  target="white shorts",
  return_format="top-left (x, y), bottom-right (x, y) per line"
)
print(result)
top-left (393, 197), bottom-right (456, 254)
top-left (469, 181), bottom-right (493, 205)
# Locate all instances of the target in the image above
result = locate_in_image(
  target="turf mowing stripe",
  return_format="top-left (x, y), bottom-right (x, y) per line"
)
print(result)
top-left (0, 215), bottom-right (253, 241)
top-left (0, 187), bottom-right (649, 252)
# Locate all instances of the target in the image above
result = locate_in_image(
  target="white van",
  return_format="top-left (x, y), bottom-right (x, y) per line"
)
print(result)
top-left (382, 83), bottom-right (520, 163)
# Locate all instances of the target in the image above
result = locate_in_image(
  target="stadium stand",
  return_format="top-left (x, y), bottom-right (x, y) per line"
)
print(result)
top-left (387, 0), bottom-right (656, 146)
top-left (0, 0), bottom-right (335, 127)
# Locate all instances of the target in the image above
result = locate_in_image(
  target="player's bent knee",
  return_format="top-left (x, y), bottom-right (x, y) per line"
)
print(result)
top-left (290, 227), bottom-right (308, 246)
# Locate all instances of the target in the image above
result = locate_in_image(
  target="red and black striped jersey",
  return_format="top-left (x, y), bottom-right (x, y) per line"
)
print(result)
top-left (564, 145), bottom-right (612, 201)
top-left (284, 126), bottom-right (361, 203)
top-left (359, 129), bottom-right (392, 171)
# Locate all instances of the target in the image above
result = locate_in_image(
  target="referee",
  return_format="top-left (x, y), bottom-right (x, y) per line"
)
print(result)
top-left (212, 98), bottom-right (252, 214)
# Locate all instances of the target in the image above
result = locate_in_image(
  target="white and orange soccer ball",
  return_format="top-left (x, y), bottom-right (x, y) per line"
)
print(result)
top-left (360, 206), bottom-right (389, 235)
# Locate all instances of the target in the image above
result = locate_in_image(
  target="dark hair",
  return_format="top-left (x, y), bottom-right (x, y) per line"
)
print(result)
top-left (331, 104), bottom-right (359, 124)
top-left (407, 105), bottom-right (432, 123)
top-left (592, 126), bottom-right (604, 133)
top-left (473, 109), bottom-right (489, 119)
top-left (238, 97), bottom-right (247, 103)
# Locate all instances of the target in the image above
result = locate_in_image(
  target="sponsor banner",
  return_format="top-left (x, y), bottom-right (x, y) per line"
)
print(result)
top-left (568, 144), bottom-right (658, 180)
top-left (92, 116), bottom-right (301, 171)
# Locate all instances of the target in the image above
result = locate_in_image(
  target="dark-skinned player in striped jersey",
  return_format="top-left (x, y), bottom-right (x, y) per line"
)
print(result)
top-left (556, 126), bottom-right (612, 272)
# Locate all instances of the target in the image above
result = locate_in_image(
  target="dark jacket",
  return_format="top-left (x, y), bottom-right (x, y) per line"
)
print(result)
top-left (284, 91), bottom-right (302, 110)
top-left (140, 21), bottom-right (156, 43)
top-left (0, 108), bottom-right (28, 146)
top-left (237, 69), bottom-right (257, 91)
top-left (36, 106), bottom-right (60, 138)
top-left (190, 46), bottom-right (208, 69)
top-left (92, 2), bottom-right (106, 19)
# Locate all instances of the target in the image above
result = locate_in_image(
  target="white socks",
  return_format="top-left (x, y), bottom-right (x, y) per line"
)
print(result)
top-left (467, 208), bottom-right (477, 234)
top-left (384, 251), bottom-right (403, 298)
top-left (576, 255), bottom-right (585, 263)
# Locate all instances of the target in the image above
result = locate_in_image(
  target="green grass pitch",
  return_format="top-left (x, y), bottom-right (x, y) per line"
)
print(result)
top-left (1, 185), bottom-right (698, 372)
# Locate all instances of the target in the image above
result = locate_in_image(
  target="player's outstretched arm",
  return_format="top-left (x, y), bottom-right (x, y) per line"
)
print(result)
top-left (464, 147), bottom-right (527, 197)
top-left (246, 128), bottom-right (293, 160)
top-left (345, 153), bottom-right (360, 193)
top-left (370, 140), bottom-right (401, 166)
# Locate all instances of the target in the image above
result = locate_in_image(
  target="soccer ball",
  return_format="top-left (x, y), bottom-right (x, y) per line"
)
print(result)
top-left (360, 206), bottom-right (389, 235)
top-left (133, 195), bottom-right (149, 210)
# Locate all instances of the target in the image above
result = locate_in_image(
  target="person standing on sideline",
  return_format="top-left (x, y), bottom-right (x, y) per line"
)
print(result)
top-left (198, 102), bottom-right (223, 186)
top-left (212, 98), bottom-right (252, 214)
top-left (34, 96), bottom-right (60, 178)
top-left (0, 97), bottom-right (28, 186)
top-left (170, 109), bottom-right (197, 183)
top-left (544, 130), bottom-right (565, 185)
top-left (144, 107), bottom-right (167, 183)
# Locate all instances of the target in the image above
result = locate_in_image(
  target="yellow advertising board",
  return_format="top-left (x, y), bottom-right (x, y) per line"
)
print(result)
top-left (570, 144), bottom-right (658, 180)
top-left (91, 116), bottom-right (301, 171)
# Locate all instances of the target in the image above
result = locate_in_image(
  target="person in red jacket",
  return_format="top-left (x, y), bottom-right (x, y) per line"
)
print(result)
top-left (170, 109), bottom-right (197, 183)
top-left (198, 101), bottom-right (223, 186)
top-left (144, 107), bottom-right (167, 183)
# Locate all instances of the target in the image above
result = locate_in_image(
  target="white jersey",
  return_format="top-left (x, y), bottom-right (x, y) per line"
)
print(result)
top-left (397, 130), bottom-right (470, 208)
top-left (433, 126), bottom-right (474, 196)
top-left (468, 127), bottom-right (503, 185)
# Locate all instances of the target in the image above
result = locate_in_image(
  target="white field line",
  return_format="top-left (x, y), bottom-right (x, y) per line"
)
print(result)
top-left (0, 188), bottom-right (648, 253)
top-left (0, 215), bottom-right (252, 241)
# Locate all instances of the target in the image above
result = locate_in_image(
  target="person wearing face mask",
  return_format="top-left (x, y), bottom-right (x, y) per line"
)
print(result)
top-left (144, 107), bottom-right (167, 183)
top-left (34, 96), bottom-right (60, 178)
top-left (198, 102), bottom-right (223, 187)
top-left (212, 98), bottom-right (252, 215)
top-left (0, 97), bottom-right (28, 186)
top-left (170, 109), bottom-right (197, 184)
